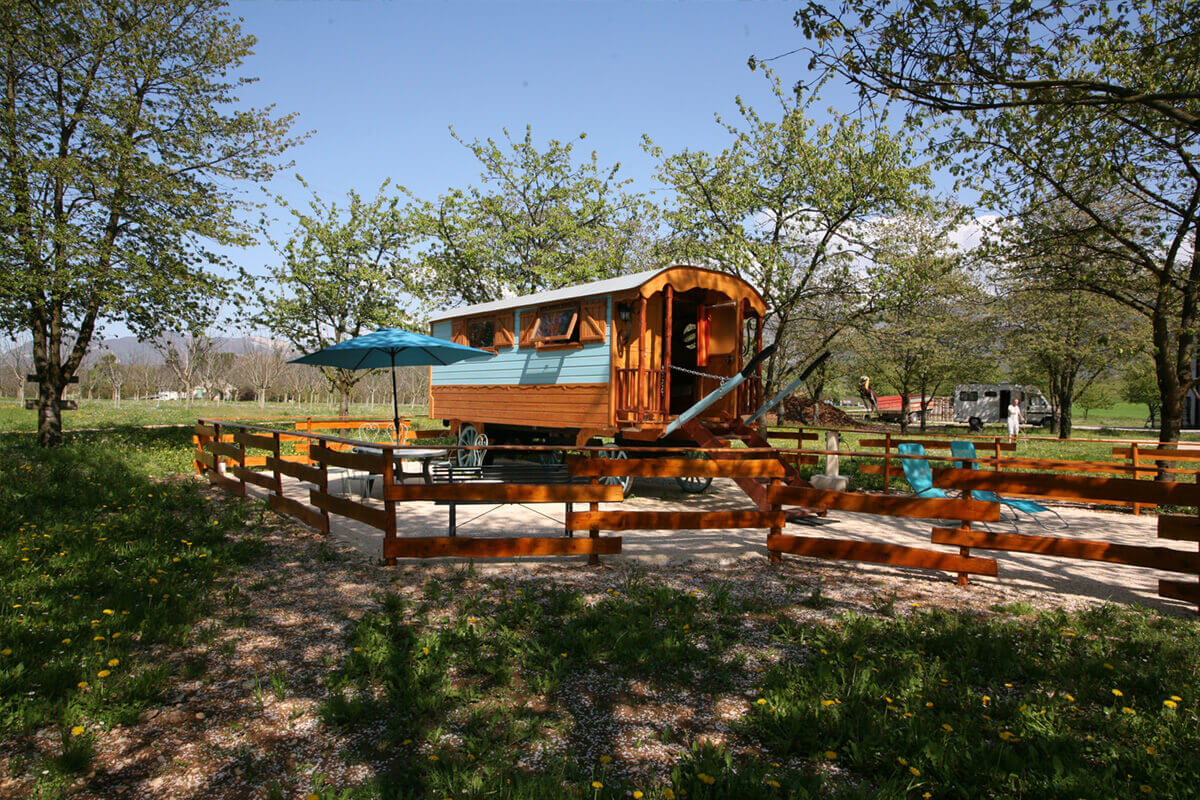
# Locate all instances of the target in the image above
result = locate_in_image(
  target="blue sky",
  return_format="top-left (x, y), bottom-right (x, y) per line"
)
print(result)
top-left (233, 0), bottom-right (835, 207)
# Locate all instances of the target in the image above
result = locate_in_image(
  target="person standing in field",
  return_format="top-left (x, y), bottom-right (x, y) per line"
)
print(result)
top-left (1007, 397), bottom-right (1025, 442)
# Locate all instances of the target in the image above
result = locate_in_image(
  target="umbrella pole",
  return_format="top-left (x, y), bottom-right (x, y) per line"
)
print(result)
top-left (390, 361), bottom-right (401, 445)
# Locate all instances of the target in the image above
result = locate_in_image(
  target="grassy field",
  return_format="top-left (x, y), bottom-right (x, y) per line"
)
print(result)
top-left (320, 572), bottom-right (1199, 799)
top-left (0, 428), bottom-right (265, 794)
top-left (0, 399), bottom-right (434, 433)
top-left (0, 422), bottom-right (1197, 798)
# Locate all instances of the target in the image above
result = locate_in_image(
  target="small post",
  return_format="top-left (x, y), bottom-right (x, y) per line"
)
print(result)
top-left (236, 433), bottom-right (247, 495)
top-left (212, 422), bottom-right (223, 474)
top-left (882, 432), bottom-right (892, 495)
top-left (382, 446), bottom-right (397, 566)
top-left (825, 430), bottom-right (840, 478)
top-left (317, 438), bottom-right (331, 534)
top-left (768, 477), bottom-right (783, 563)
top-left (1131, 442), bottom-right (1142, 516)
top-left (588, 475), bottom-right (601, 565)
top-left (956, 518), bottom-right (971, 587)
top-left (272, 431), bottom-right (283, 498)
top-left (993, 436), bottom-right (1002, 467)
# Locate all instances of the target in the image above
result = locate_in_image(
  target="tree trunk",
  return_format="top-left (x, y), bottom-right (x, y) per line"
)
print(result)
top-left (338, 388), bottom-right (351, 418)
top-left (37, 379), bottom-right (64, 447)
top-left (1057, 373), bottom-right (1074, 440)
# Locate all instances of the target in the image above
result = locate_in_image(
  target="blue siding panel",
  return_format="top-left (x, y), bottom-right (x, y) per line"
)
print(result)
top-left (430, 301), bottom-right (612, 387)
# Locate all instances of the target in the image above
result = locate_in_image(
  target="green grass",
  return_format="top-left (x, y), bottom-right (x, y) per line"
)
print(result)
top-left (0, 427), bottom-right (266, 788)
top-left (315, 574), bottom-right (1200, 800)
top-left (0, 398), bottom-right (435, 433)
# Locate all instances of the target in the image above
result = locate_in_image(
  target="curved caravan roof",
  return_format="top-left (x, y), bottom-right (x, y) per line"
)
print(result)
top-left (428, 265), bottom-right (767, 322)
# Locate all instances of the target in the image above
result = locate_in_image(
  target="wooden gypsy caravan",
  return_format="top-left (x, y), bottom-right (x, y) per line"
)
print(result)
top-left (428, 264), bottom-right (769, 456)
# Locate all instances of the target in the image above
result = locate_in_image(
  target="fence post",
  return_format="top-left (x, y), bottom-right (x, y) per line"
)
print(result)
top-left (768, 477), bottom-right (783, 563)
top-left (1131, 442), bottom-right (1142, 516)
top-left (382, 445), bottom-right (397, 566)
top-left (882, 433), bottom-right (892, 495)
top-left (588, 476), bottom-right (601, 566)
top-left (956, 517), bottom-right (971, 587)
top-left (993, 437), bottom-right (1002, 468)
top-left (271, 431), bottom-right (283, 498)
top-left (193, 420), bottom-right (210, 475)
top-left (212, 422), bottom-right (223, 475)
top-left (316, 441), bottom-right (331, 534)
top-left (235, 433), bottom-right (247, 495)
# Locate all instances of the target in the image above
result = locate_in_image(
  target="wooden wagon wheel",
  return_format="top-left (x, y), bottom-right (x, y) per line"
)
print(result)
top-left (457, 424), bottom-right (488, 467)
top-left (675, 450), bottom-right (714, 494)
top-left (598, 449), bottom-right (633, 497)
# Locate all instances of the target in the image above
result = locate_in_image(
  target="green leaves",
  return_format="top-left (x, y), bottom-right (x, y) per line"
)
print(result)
top-left (0, 0), bottom-right (299, 443)
top-left (415, 126), bottom-right (656, 306)
top-left (647, 82), bottom-right (932, 393)
top-left (255, 180), bottom-right (418, 411)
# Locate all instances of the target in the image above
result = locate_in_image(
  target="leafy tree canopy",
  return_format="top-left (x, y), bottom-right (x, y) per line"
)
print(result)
top-left (0, 0), bottom-right (299, 444)
top-left (416, 126), bottom-right (656, 307)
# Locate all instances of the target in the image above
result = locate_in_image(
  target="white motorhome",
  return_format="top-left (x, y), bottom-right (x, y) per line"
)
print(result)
top-left (953, 383), bottom-right (1054, 430)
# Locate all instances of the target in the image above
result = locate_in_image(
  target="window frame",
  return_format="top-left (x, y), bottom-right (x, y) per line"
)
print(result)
top-left (533, 304), bottom-right (581, 345)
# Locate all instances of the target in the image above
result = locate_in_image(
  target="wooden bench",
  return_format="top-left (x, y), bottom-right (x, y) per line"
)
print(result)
top-left (429, 461), bottom-right (592, 536)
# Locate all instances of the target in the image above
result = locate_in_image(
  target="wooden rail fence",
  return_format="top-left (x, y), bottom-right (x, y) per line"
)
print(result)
top-left (193, 418), bottom-right (1200, 612)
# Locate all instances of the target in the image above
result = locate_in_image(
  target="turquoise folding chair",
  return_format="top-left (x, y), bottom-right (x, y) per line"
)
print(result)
top-left (896, 443), bottom-right (949, 498)
top-left (949, 440), bottom-right (1067, 530)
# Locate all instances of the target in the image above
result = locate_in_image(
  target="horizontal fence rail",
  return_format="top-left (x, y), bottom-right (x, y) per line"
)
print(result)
top-left (190, 417), bottom-right (1200, 611)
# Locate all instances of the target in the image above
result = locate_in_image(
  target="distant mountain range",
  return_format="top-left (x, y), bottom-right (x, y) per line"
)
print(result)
top-left (4, 335), bottom-right (292, 366)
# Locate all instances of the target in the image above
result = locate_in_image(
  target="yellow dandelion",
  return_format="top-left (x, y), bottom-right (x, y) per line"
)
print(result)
top-left (897, 757), bottom-right (908, 765)
top-left (0, 648), bottom-right (10, 656)
top-left (1164, 699), bottom-right (1178, 709)
top-left (70, 725), bottom-right (84, 736)
top-left (1112, 689), bottom-right (1124, 697)
top-left (306, 794), bottom-right (320, 800)
top-left (102, 609), bottom-right (114, 615)
top-left (428, 754), bottom-right (438, 761)
top-left (107, 658), bottom-right (119, 667)
top-left (925, 701), bottom-right (934, 707)
top-left (599, 755), bottom-right (612, 764)
top-left (766, 779), bottom-right (780, 788)
top-left (662, 790), bottom-right (675, 800)
top-left (77, 681), bottom-right (88, 689)
top-left (942, 723), bottom-right (954, 732)
top-left (820, 699), bottom-right (836, 707)
top-left (1064, 693), bottom-right (1075, 702)
top-left (1147, 746), bottom-right (1157, 755)
top-left (756, 698), bottom-right (768, 705)
top-left (633, 792), bottom-right (644, 799)
top-left (1170, 695), bottom-right (1182, 702)
top-left (1140, 786), bottom-right (1152, 794)
top-left (421, 647), bottom-right (429, 655)
top-left (824, 750), bottom-right (837, 760)
top-left (1103, 663), bottom-right (1114, 670)
top-left (909, 766), bottom-right (921, 776)
top-left (1123, 706), bottom-right (1135, 714)
top-left (698, 773), bottom-right (716, 784)
top-left (61, 638), bottom-right (70, 645)
top-left (97, 670), bottom-right (110, 678)
top-left (353, 646), bottom-right (362, 652)
top-left (591, 780), bottom-right (603, 789)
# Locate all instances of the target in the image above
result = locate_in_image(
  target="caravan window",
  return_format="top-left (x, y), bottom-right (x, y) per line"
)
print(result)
top-left (535, 305), bottom-right (580, 344)
top-left (984, 391), bottom-right (998, 398)
top-left (467, 319), bottom-right (495, 349)
top-left (959, 391), bottom-right (978, 402)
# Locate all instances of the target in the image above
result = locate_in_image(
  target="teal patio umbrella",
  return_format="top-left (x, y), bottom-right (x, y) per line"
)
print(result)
top-left (290, 328), bottom-right (494, 439)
